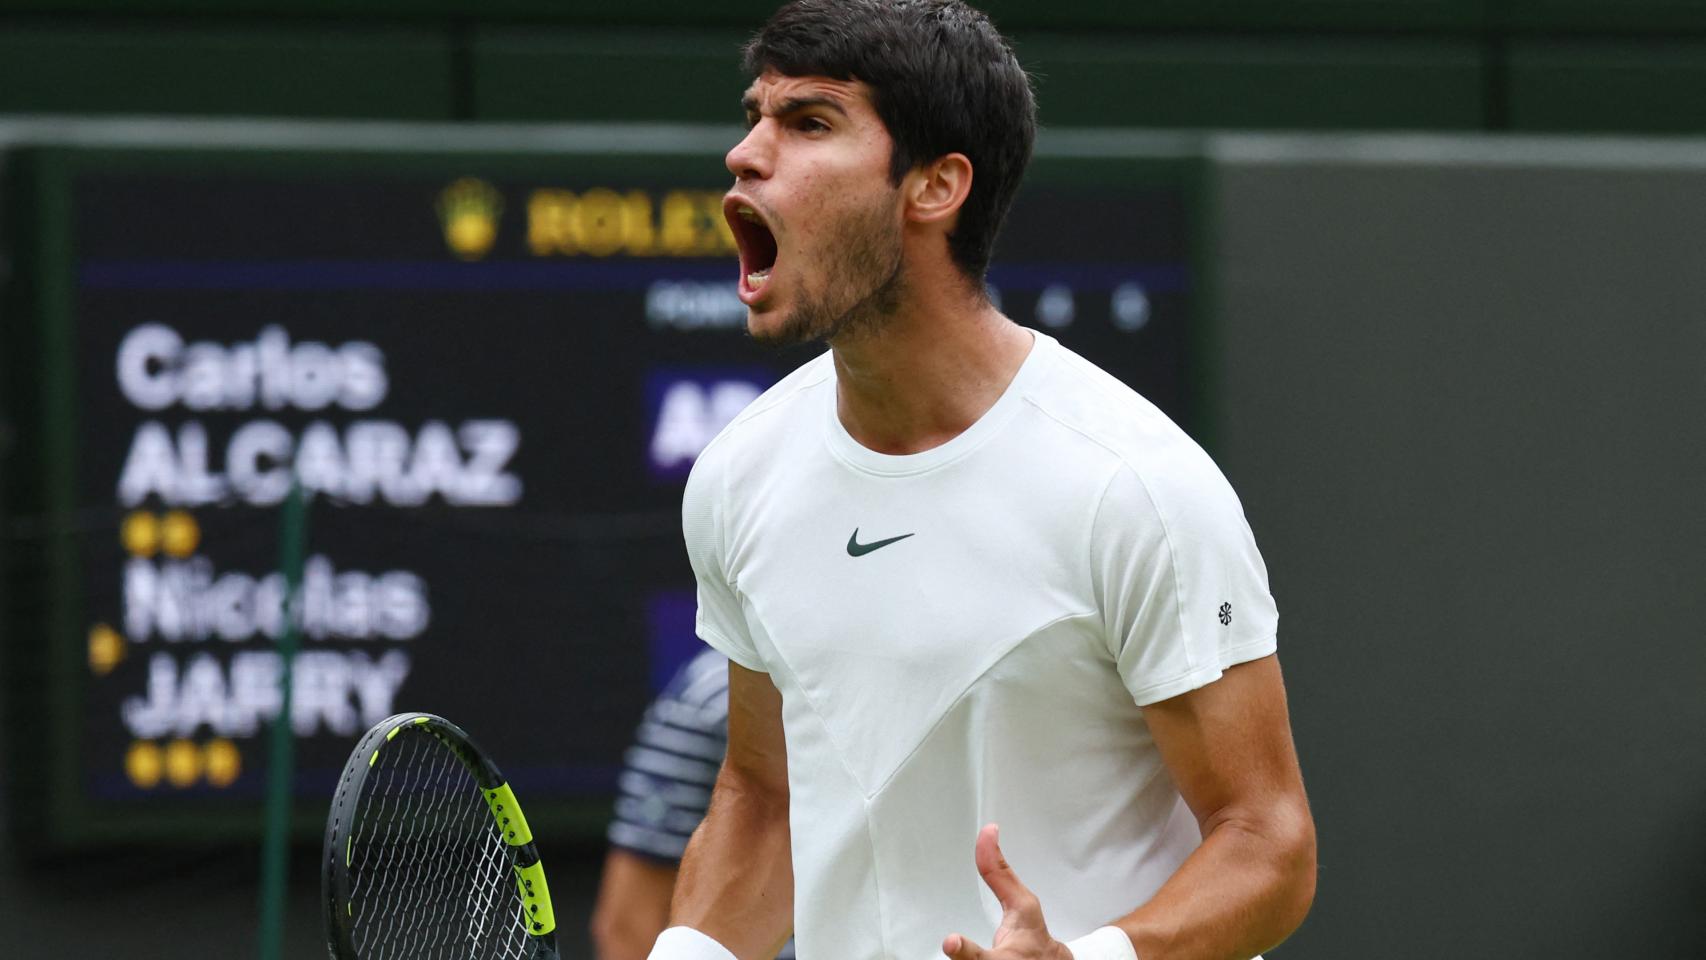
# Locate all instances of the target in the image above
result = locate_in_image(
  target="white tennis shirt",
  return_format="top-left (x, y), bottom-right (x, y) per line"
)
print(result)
top-left (682, 331), bottom-right (1278, 960)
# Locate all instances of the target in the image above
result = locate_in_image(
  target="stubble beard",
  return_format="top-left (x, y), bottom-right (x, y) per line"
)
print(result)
top-left (752, 192), bottom-right (905, 348)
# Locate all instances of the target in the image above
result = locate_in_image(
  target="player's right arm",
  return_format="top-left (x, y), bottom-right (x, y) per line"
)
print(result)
top-left (669, 434), bottom-right (791, 958)
top-left (663, 661), bottom-right (793, 960)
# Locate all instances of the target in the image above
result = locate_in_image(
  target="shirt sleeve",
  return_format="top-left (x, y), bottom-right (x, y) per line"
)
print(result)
top-left (1090, 448), bottom-right (1279, 706)
top-left (681, 445), bottom-right (767, 672)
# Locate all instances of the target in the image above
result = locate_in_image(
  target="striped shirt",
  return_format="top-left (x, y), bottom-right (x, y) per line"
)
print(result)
top-left (609, 647), bottom-right (731, 862)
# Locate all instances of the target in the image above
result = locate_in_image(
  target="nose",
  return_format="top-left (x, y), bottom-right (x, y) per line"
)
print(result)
top-left (725, 122), bottom-right (773, 181)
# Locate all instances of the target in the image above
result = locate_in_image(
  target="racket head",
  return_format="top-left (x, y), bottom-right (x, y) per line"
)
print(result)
top-left (323, 712), bottom-right (558, 960)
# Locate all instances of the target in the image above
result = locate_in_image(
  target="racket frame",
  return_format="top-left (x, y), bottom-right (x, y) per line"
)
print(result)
top-left (322, 711), bottom-right (559, 960)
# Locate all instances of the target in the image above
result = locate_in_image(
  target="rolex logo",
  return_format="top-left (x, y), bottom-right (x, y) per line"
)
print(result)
top-left (436, 177), bottom-right (504, 261)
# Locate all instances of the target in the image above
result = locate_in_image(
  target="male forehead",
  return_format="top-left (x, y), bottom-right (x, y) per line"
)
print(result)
top-left (741, 72), bottom-right (873, 116)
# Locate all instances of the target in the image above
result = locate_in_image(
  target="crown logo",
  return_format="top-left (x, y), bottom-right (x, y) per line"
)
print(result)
top-left (436, 178), bottom-right (504, 261)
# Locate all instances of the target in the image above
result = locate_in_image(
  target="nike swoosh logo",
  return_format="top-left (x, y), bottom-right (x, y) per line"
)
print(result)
top-left (846, 528), bottom-right (915, 557)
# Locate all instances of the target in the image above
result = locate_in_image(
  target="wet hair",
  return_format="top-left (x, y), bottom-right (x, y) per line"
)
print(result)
top-left (743, 0), bottom-right (1037, 284)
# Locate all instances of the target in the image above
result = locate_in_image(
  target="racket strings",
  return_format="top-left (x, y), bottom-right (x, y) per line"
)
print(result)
top-left (411, 743), bottom-right (527, 960)
top-left (392, 746), bottom-right (475, 951)
top-left (345, 729), bottom-right (531, 960)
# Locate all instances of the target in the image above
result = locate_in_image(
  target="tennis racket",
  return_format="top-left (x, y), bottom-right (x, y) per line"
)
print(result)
top-left (323, 711), bottom-right (559, 960)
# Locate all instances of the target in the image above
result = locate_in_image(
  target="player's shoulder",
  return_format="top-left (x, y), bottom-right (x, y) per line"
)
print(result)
top-left (690, 350), bottom-right (833, 478)
top-left (1022, 334), bottom-right (1238, 512)
top-left (1024, 334), bottom-right (1201, 464)
top-left (682, 350), bottom-right (831, 525)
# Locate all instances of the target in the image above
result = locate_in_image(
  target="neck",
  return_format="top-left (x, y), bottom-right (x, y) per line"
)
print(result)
top-left (829, 277), bottom-right (1034, 456)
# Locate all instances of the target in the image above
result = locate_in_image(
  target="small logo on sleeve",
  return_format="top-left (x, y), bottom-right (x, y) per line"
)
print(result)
top-left (1218, 602), bottom-right (1233, 626)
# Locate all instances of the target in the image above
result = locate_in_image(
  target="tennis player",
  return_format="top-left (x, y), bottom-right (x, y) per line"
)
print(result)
top-left (655, 2), bottom-right (1316, 959)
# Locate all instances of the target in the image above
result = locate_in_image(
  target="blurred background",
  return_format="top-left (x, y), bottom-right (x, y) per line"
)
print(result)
top-left (1, 1), bottom-right (1703, 958)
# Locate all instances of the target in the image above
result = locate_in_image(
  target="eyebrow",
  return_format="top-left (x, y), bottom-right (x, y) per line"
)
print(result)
top-left (741, 94), bottom-right (851, 122)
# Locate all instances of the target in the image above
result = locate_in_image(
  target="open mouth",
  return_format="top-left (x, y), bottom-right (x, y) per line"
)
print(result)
top-left (725, 196), bottom-right (779, 300)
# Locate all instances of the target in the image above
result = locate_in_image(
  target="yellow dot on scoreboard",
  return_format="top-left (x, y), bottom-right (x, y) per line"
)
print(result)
top-left (88, 624), bottom-right (125, 675)
top-left (164, 738), bottom-right (202, 788)
top-left (126, 741), bottom-right (163, 789)
top-left (203, 739), bottom-right (241, 788)
top-left (121, 511), bottom-right (160, 557)
top-left (160, 510), bottom-right (200, 558)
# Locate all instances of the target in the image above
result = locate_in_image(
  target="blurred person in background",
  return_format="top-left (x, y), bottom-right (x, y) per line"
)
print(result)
top-left (592, 647), bottom-right (795, 960)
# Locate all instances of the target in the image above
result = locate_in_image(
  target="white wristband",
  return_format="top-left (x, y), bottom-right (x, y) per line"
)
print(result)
top-left (646, 926), bottom-right (739, 960)
top-left (1064, 925), bottom-right (1138, 960)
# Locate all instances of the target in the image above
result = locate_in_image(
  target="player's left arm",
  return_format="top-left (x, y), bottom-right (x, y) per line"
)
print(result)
top-left (1096, 448), bottom-right (1315, 958)
top-left (943, 654), bottom-right (1313, 960)
top-left (1113, 652), bottom-right (1316, 960)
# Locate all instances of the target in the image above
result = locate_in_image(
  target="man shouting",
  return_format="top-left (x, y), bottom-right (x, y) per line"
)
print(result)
top-left (651, 3), bottom-right (1316, 959)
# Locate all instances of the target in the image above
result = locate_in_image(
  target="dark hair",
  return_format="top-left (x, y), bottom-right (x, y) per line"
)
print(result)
top-left (744, 0), bottom-right (1037, 284)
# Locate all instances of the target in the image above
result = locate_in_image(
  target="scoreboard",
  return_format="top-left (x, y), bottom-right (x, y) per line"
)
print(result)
top-left (0, 138), bottom-right (1204, 849)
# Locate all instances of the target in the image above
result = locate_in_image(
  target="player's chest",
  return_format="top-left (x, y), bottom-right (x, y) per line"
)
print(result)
top-left (726, 466), bottom-right (1096, 673)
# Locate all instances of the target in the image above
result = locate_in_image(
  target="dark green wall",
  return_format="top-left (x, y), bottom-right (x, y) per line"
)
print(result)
top-left (0, 26), bottom-right (457, 119)
top-left (1213, 149), bottom-right (1706, 958)
top-left (3, 2), bottom-right (1706, 132)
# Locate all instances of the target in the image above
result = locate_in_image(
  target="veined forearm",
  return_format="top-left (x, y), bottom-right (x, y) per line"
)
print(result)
top-left (670, 772), bottom-right (794, 959)
top-left (1115, 803), bottom-right (1316, 960)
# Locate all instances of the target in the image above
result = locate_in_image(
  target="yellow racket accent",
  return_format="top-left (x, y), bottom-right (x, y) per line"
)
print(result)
top-left (483, 783), bottom-right (533, 846)
top-left (513, 860), bottom-right (556, 935)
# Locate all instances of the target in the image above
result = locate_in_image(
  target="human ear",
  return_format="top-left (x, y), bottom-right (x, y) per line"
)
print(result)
top-left (905, 153), bottom-right (973, 225)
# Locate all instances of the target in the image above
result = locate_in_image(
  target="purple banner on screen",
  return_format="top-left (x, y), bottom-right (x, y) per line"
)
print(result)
top-left (646, 590), bottom-right (706, 694)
